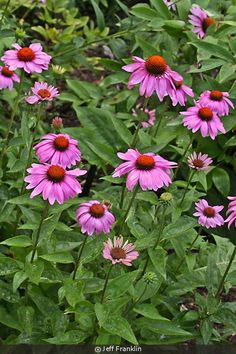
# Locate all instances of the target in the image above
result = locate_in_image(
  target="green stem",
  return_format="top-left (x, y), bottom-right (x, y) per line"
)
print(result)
top-left (119, 183), bottom-right (126, 209)
top-left (175, 226), bottom-right (202, 274)
top-left (0, 0), bottom-right (11, 30)
top-left (215, 245), bottom-right (236, 298)
top-left (172, 135), bottom-right (194, 182)
top-left (140, 205), bottom-right (167, 278)
top-left (101, 264), bottom-right (112, 304)
top-left (119, 185), bottom-right (139, 235)
top-left (72, 235), bottom-right (88, 280)
top-left (0, 71), bottom-right (24, 164)
top-left (153, 114), bottom-right (163, 138)
top-left (30, 202), bottom-right (49, 263)
top-left (126, 283), bottom-right (148, 314)
top-left (13, 104), bottom-right (43, 235)
top-left (179, 169), bottom-right (196, 206)
top-left (130, 97), bottom-right (149, 148)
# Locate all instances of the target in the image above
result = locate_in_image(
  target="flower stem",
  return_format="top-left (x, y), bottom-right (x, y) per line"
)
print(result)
top-left (0, 71), bottom-right (24, 165)
top-left (215, 245), bottom-right (236, 298)
top-left (153, 114), bottom-right (163, 138)
top-left (30, 202), bottom-right (49, 263)
top-left (172, 135), bottom-right (194, 182)
top-left (72, 235), bottom-right (88, 280)
top-left (140, 205), bottom-right (167, 278)
top-left (130, 97), bottom-right (149, 148)
top-left (12, 104), bottom-right (43, 236)
top-left (119, 185), bottom-right (139, 234)
top-left (175, 226), bottom-right (202, 274)
top-left (179, 169), bottom-right (196, 206)
top-left (119, 183), bottom-right (126, 209)
top-left (101, 264), bottom-right (112, 304)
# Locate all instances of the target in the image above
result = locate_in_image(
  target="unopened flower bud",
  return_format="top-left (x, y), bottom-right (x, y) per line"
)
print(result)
top-left (52, 64), bottom-right (66, 75)
top-left (51, 117), bottom-right (63, 131)
top-left (160, 192), bottom-right (173, 202)
top-left (143, 272), bottom-right (158, 284)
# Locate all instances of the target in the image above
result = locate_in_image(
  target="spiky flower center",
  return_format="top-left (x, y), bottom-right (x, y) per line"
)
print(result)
top-left (174, 80), bottom-right (183, 88)
top-left (1, 66), bottom-right (14, 77)
top-left (202, 17), bottom-right (215, 32)
top-left (198, 107), bottom-right (213, 121)
top-left (47, 165), bottom-right (65, 182)
top-left (210, 90), bottom-right (223, 101)
top-left (90, 203), bottom-right (105, 218)
top-left (204, 206), bottom-right (215, 218)
top-left (54, 136), bottom-right (69, 151)
top-left (38, 89), bottom-right (51, 99)
top-left (145, 55), bottom-right (167, 76)
top-left (110, 247), bottom-right (126, 260)
top-left (136, 155), bottom-right (155, 170)
top-left (17, 47), bottom-right (35, 62)
top-left (193, 158), bottom-right (204, 168)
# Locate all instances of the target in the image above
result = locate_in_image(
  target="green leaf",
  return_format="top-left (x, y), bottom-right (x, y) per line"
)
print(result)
top-left (95, 304), bottom-right (138, 345)
top-left (1, 235), bottom-right (32, 248)
top-left (138, 318), bottom-right (193, 336)
top-left (163, 216), bottom-right (198, 240)
top-left (0, 280), bottom-right (20, 303)
top-left (45, 330), bottom-right (88, 344)
top-left (0, 255), bottom-right (20, 276)
top-left (25, 260), bottom-right (44, 285)
top-left (106, 271), bottom-right (139, 300)
top-left (17, 306), bottom-right (34, 336)
top-left (189, 40), bottom-right (234, 62)
top-left (13, 271), bottom-right (28, 293)
top-left (212, 168), bottom-right (230, 196)
top-left (133, 304), bottom-right (170, 321)
top-left (0, 306), bottom-right (21, 331)
top-left (40, 252), bottom-right (74, 264)
top-left (64, 279), bottom-right (84, 307)
top-left (91, 0), bottom-right (105, 31)
top-left (200, 318), bottom-right (213, 344)
top-left (150, 0), bottom-right (172, 19)
top-left (131, 4), bottom-right (159, 20)
top-left (148, 246), bottom-right (167, 279)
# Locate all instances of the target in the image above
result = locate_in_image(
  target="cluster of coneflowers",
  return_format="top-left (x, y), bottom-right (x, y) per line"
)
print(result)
top-left (0, 2), bottom-right (235, 301)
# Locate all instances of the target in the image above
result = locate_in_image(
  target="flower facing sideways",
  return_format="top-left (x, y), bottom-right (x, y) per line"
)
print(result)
top-left (26, 82), bottom-right (59, 104)
top-left (76, 200), bottom-right (115, 236)
top-left (194, 199), bottom-right (224, 229)
top-left (181, 103), bottom-right (225, 140)
top-left (1, 43), bottom-right (51, 74)
top-left (188, 152), bottom-right (213, 171)
top-left (113, 149), bottom-right (177, 191)
top-left (34, 133), bottom-right (81, 168)
top-left (103, 236), bottom-right (139, 266)
top-left (188, 5), bottom-right (215, 39)
top-left (24, 163), bottom-right (86, 205)
top-left (198, 90), bottom-right (234, 116)
top-left (169, 79), bottom-right (194, 106)
top-left (225, 196), bottom-right (236, 228)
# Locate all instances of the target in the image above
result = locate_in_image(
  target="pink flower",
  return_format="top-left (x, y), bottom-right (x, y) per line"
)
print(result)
top-left (122, 55), bottom-right (182, 101)
top-left (26, 82), bottom-right (59, 104)
top-left (34, 133), bottom-right (81, 168)
top-left (51, 117), bottom-right (63, 130)
top-left (113, 149), bottom-right (177, 191)
top-left (76, 200), bottom-right (115, 236)
top-left (163, 0), bottom-right (176, 11)
top-left (24, 163), bottom-right (86, 205)
top-left (194, 199), bottom-right (224, 229)
top-left (198, 90), bottom-right (234, 116)
top-left (0, 66), bottom-right (20, 90)
top-left (103, 236), bottom-right (139, 266)
top-left (1, 43), bottom-right (51, 74)
top-left (181, 103), bottom-right (226, 140)
top-left (187, 152), bottom-right (213, 171)
top-left (132, 105), bottom-right (156, 128)
top-left (225, 196), bottom-right (236, 228)
top-left (188, 5), bottom-right (215, 39)
top-left (169, 79), bottom-right (194, 106)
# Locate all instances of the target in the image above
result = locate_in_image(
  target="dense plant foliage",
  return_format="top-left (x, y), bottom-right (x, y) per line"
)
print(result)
top-left (0, 0), bottom-right (236, 346)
